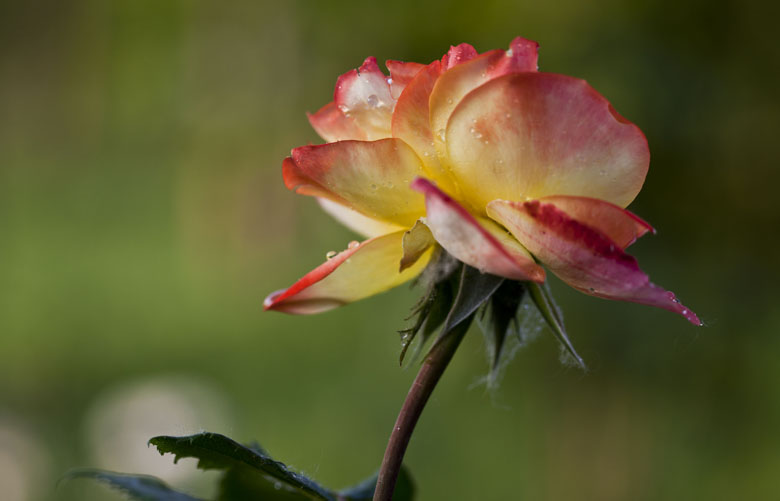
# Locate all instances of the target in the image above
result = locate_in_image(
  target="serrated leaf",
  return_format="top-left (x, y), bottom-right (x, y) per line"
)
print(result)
top-left (63, 469), bottom-right (203, 501)
top-left (338, 465), bottom-right (415, 501)
top-left (439, 265), bottom-right (504, 338)
top-left (219, 468), bottom-right (313, 501)
top-left (527, 281), bottom-right (586, 369)
top-left (149, 433), bottom-right (335, 501)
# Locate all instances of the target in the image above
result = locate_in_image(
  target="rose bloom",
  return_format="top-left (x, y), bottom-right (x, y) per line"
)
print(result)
top-left (264, 37), bottom-right (699, 326)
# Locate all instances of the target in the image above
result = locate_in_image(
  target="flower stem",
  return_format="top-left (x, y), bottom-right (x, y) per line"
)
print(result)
top-left (373, 321), bottom-right (469, 501)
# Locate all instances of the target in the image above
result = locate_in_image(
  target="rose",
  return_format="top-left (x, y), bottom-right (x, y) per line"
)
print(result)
top-left (264, 37), bottom-right (699, 326)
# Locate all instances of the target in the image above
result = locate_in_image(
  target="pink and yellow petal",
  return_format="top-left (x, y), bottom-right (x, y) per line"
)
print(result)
top-left (390, 61), bottom-right (459, 194)
top-left (446, 73), bottom-right (650, 210)
top-left (307, 101), bottom-right (367, 143)
top-left (333, 56), bottom-right (394, 140)
top-left (411, 178), bottom-right (544, 282)
top-left (535, 195), bottom-right (653, 249)
top-left (317, 198), bottom-right (405, 238)
top-left (283, 138), bottom-right (427, 228)
top-left (429, 37), bottom-right (539, 157)
top-left (265, 231), bottom-right (432, 314)
top-left (486, 199), bottom-right (700, 325)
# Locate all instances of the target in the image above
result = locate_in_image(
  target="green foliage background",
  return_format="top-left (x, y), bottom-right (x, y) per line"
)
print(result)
top-left (1, 0), bottom-right (778, 499)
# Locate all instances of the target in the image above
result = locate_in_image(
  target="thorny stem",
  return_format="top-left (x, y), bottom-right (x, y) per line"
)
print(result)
top-left (373, 322), bottom-right (469, 501)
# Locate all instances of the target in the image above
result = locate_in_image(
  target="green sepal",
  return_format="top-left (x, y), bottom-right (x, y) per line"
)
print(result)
top-left (482, 280), bottom-right (526, 375)
top-left (399, 273), bottom-right (456, 365)
top-left (435, 264), bottom-right (504, 346)
top-left (527, 281), bottom-right (586, 369)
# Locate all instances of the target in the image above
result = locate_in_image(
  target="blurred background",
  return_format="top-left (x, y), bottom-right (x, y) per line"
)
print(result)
top-left (1, 0), bottom-right (778, 499)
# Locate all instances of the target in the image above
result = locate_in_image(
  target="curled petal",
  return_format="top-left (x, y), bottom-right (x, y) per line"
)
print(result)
top-left (283, 138), bottom-right (427, 228)
top-left (486, 199), bottom-right (700, 325)
top-left (307, 102), bottom-right (367, 143)
top-left (386, 60), bottom-right (425, 99)
top-left (535, 195), bottom-right (654, 249)
top-left (429, 36), bottom-right (539, 156)
top-left (411, 178), bottom-right (544, 282)
top-left (317, 198), bottom-right (405, 238)
top-left (333, 56), bottom-right (394, 140)
top-left (440, 43), bottom-right (479, 70)
top-left (265, 231), bottom-right (431, 314)
top-left (400, 220), bottom-right (435, 272)
top-left (447, 73), bottom-right (650, 210)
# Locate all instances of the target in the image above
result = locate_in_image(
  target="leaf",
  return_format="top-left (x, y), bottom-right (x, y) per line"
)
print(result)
top-left (338, 465), bottom-right (415, 501)
top-left (63, 469), bottom-right (203, 501)
top-left (439, 264), bottom-right (504, 338)
top-left (527, 281), bottom-right (586, 369)
top-left (149, 432), bottom-right (335, 501)
top-left (219, 468), bottom-right (313, 501)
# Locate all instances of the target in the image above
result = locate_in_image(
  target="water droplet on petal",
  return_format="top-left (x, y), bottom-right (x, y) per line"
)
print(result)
top-left (386, 77), bottom-right (393, 85)
top-left (436, 129), bottom-right (446, 141)
top-left (347, 240), bottom-right (360, 249)
top-left (325, 250), bottom-right (337, 259)
top-left (367, 94), bottom-right (379, 108)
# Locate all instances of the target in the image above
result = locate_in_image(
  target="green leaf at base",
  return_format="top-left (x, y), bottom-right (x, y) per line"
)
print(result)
top-left (63, 469), bottom-right (203, 501)
top-left (150, 433), bottom-right (334, 501)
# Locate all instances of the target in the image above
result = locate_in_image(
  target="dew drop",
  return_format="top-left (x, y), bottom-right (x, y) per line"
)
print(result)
top-left (469, 126), bottom-right (483, 139)
top-left (386, 77), bottom-right (393, 85)
top-left (274, 482), bottom-right (282, 490)
top-left (506, 48), bottom-right (514, 57)
top-left (436, 129), bottom-right (446, 141)
top-left (347, 240), bottom-right (360, 249)
top-left (367, 94), bottom-right (379, 108)
top-left (447, 98), bottom-right (453, 105)
top-left (326, 250), bottom-right (337, 259)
